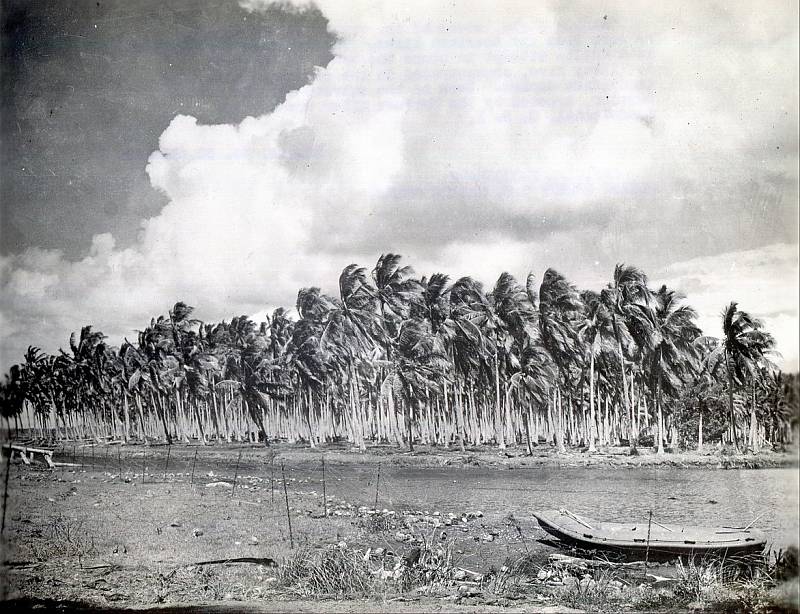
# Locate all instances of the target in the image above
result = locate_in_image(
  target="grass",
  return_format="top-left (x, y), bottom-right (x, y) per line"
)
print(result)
top-left (20, 512), bottom-right (99, 562)
top-left (279, 546), bottom-right (376, 597)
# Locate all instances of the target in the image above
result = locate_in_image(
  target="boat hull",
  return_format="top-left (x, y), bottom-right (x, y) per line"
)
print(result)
top-left (533, 510), bottom-right (767, 559)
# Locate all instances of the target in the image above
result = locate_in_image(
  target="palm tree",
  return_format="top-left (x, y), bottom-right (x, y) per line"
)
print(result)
top-left (372, 254), bottom-right (423, 350)
top-left (490, 272), bottom-right (539, 447)
top-left (538, 269), bottom-right (584, 453)
top-left (381, 319), bottom-right (450, 451)
top-left (578, 291), bottom-right (615, 452)
top-left (708, 303), bottom-right (776, 451)
top-left (601, 264), bottom-right (649, 451)
top-left (510, 340), bottom-right (556, 454)
top-left (319, 265), bottom-right (385, 450)
top-left (635, 286), bottom-right (701, 453)
top-left (449, 277), bottom-right (497, 446)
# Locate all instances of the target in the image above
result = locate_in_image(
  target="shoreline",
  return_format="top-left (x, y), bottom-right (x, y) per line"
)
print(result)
top-left (271, 443), bottom-right (800, 471)
top-left (8, 438), bottom-right (799, 471)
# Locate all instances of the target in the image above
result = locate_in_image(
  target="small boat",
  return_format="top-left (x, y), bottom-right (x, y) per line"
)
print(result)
top-left (533, 509), bottom-right (767, 558)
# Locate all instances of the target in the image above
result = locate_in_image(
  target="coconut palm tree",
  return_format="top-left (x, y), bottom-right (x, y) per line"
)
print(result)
top-left (372, 254), bottom-right (423, 348)
top-left (601, 264), bottom-right (649, 451)
top-left (510, 340), bottom-right (556, 454)
top-left (381, 318), bottom-right (451, 451)
top-left (707, 303), bottom-right (776, 451)
top-left (578, 291), bottom-right (616, 452)
top-left (538, 269), bottom-right (584, 453)
top-left (490, 272), bottom-right (538, 446)
top-left (318, 265), bottom-right (386, 450)
top-left (634, 285), bottom-right (701, 453)
top-left (449, 277), bottom-right (498, 445)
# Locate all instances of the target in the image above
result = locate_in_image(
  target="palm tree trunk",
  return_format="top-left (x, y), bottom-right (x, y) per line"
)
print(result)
top-left (405, 400), bottom-right (414, 452)
top-left (697, 411), bottom-right (704, 452)
top-left (588, 350), bottom-right (597, 452)
top-left (522, 395), bottom-right (533, 456)
top-left (495, 352), bottom-right (505, 449)
top-left (656, 376), bottom-right (665, 455)
top-left (616, 337), bottom-right (635, 453)
top-left (724, 349), bottom-right (740, 450)
top-left (749, 379), bottom-right (758, 452)
top-left (554, 387), bottom-right (566, 454)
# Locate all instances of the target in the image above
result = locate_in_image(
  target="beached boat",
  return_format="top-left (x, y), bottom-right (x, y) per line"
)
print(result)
top-left (533, 509), bottom-right (767, 558)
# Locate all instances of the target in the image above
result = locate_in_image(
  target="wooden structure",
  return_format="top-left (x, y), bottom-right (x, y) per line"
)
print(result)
top-left (2, 443), bottom-right (55, 468)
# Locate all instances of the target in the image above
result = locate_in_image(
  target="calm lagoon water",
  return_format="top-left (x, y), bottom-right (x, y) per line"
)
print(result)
top-left (334, 465), bottom-right (800, 551)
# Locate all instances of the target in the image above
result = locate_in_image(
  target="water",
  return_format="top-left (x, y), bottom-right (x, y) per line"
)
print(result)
top-left (324, 465), bottom-right (800, 551)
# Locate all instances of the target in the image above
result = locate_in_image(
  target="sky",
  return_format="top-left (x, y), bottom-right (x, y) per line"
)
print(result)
top-left (1, 0), bottom-right (798, 372)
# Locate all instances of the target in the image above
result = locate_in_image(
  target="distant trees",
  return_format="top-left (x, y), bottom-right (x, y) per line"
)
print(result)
top-left (1, 255), bottom-right (796, 453)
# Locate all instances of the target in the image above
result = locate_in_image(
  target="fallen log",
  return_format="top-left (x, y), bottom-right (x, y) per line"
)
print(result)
top-left (191, 557), bottom-right (277, 567)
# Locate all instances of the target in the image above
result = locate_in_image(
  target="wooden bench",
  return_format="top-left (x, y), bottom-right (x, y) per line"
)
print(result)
top-left (2, 443), bottom-right (55, 468)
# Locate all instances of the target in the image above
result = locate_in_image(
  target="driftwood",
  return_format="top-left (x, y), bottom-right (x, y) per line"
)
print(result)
top-left (192, 557), bottom-right (277, 567)
top-left (549, 553), bottom-right (647, 569)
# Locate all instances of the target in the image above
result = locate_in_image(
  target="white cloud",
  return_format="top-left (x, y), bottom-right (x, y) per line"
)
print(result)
top-left (1, 0), bottom-right (797, 372)
top-left (656, 243), bottom-right (800, 371)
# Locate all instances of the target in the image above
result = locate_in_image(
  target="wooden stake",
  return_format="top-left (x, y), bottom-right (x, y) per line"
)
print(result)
top-left (270, 457), bottom-right (275, 505)
top-left (321, 456), bottom-right (327, 517)
top-left (645, 510), bottom-right (653, 570)
top-left (231, 450), bottom-right (243, 497)
top-left (190, 449), bottom-right (198, 485)
top-left (1, 455), bottom-right (11, 536)
top-left (282, 463), bottom-right (293, 549)
top-left (374, 462), bottom-right (381, 508)
top-left (141, 448), bottom-right (146, 484)
top-left (117, 447), bottom-right (122, 481)
top-left (163, 443), bottom-right (171, 482)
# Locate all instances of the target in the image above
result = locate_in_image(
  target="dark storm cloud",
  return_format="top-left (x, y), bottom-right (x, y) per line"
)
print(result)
top-left (1, 0), bottom-right (334, 257)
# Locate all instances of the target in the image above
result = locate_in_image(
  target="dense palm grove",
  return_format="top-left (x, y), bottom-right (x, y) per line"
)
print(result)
top-left (1, 255), bottom-right (798, 454)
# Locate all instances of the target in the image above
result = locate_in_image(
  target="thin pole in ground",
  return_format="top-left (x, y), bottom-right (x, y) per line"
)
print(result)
top-left (282, 462), bottom-right (294, 549)
top-left (321, 456), bottom-right (327, 517)
top-left (374, 462), bottom-right (381, 509)
top-left (1, 455), bottom-right (11, 536)
top-left (644, 509), bottom-right (653, 572)
top-left (72, 444), bottom-right (76, 466)
top-left (163, 443), bottom-right (171, 482)
top-left (141, 448), bottom-right (146, 484)
top-left (231, 450), bottom-right (243, 498)
top-left (117, 447), bottom-right (122, 481)
top-left (190, 449), bottom-right (198, 485)
top-left (270, 457), bottom-right (275, 506)
top-left (103, 446), bottom-right (108, 472)
top-left (91, 445), bottom-right (94, 471)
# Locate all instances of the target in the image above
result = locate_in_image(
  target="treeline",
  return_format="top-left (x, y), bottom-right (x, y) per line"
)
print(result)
top-left (1, 255), bottom-right (798, 453)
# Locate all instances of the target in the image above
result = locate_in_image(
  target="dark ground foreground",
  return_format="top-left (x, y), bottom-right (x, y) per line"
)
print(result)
top-left (1, 442), bottom-right (798, 613)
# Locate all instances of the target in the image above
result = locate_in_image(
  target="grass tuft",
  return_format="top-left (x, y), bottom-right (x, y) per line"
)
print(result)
top-left (279, 547), bottom-right (375, 597)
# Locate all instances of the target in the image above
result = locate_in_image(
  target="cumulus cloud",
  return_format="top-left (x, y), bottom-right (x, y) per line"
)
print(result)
top-left (1, 0), bottom-right (797, 372)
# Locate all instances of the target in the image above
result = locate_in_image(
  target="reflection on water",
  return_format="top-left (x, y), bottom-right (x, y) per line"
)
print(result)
top-left (328, 465), bottom-right (799, 550)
